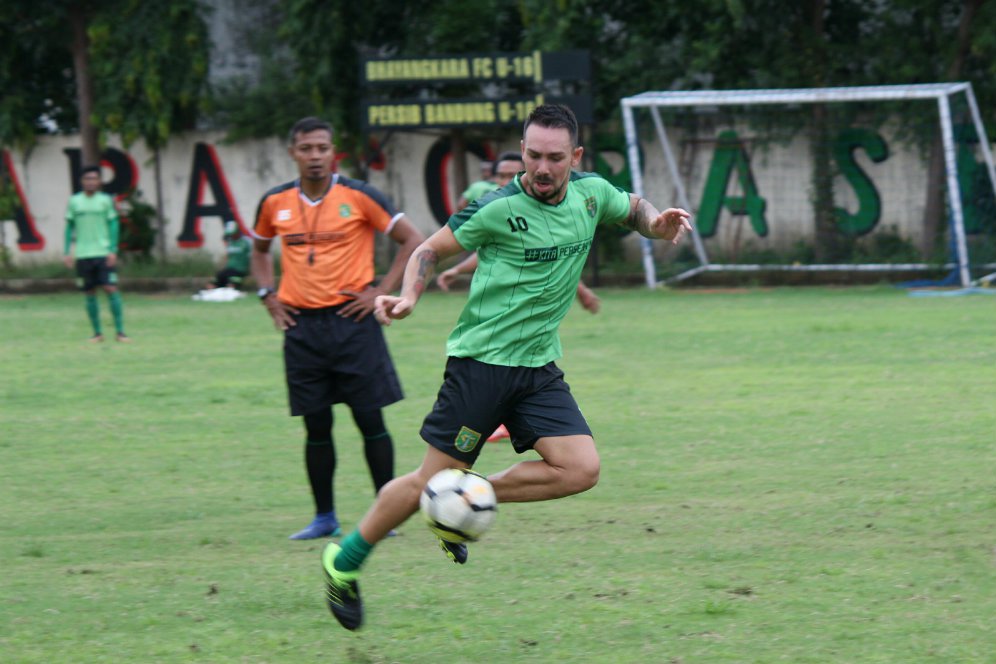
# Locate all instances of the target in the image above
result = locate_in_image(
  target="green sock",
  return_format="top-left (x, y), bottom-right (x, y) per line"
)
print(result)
top-left (108, 291), bottom-right (124, 334)
top-left (85, 295), bottom-right (101, 335)
top-left (335, 530), bottom-right (373, 572)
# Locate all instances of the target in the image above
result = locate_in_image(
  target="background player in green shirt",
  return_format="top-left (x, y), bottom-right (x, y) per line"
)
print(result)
top-left (455, 157), bottom-right (497, 211)
top-left (63, 165), bottom-right (129, 342)
top-left (322, 104), bottom-right (691, 630)
top-left (207, 220), bottom-right (252, 289)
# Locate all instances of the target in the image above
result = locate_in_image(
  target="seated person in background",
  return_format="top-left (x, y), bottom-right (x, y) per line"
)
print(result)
top-left (209, 220), bottom-right (252, 289)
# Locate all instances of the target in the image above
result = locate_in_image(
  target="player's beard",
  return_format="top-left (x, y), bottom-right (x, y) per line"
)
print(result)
top-left (526, 174), bottom-right (567, 203)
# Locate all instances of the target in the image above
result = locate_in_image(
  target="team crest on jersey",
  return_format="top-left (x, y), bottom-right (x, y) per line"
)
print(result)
top-left (278, 209), bottom-right (291, 221)
top-left (339, 204), bottom-right (352, 218)
top-left (454, 426), bottom-right (482, 453)
top-left (585, 196), bottom-right (597, 218)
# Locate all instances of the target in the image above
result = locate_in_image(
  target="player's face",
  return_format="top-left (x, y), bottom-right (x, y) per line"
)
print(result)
top-left (81, 171), bottom-right (102, 194)
top-left (289, 129), bottom-right (335, 182)
top-left (494, 158), bottom-right (524, 187)
top-left (520, 125), bottom-right (582, 204)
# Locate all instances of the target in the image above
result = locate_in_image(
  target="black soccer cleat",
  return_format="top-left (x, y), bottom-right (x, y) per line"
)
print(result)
top-left (439, 538), bottom-right (468, 565)
top-left (322, 542), bottom-right (363, 630)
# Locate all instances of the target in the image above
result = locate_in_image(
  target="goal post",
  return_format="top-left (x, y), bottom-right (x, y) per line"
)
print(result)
top-left (620, 83), bottom-right (996, 287)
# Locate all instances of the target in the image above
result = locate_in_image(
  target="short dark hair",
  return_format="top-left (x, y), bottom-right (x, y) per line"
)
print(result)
top-left (493, 150), bottom-right (524, 174)
top-left (81, 165), bottom-right (101, 176)
top-left (523, 104), bottom-right (579, 147)
top-left (288, 117), bottom-right (334, 145)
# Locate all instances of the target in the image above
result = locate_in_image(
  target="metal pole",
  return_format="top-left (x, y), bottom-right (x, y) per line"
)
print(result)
top-left (650, 106), bottom-right (709, 267)
top-left (963, 84), bottom-right (996, 201)
top-left (938, 94), bottom-right (971, 286)
top-left (621, 101), bottom-right (656, 288)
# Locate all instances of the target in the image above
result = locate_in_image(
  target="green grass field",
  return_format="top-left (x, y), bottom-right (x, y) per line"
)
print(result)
top-left (1, 287), bottom-right (994, 663)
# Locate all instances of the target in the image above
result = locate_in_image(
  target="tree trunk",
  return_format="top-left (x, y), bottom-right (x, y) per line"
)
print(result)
top-left (921, 0), bottom-right (983, 257)
top-left (153, 147), bottom-right (167, 263)
top-left (805, 0), bottom-right (839, 262)
top-left (69, 4), bottom-right (100, 167)
top-left (811, 103), bottom-right (840, 262)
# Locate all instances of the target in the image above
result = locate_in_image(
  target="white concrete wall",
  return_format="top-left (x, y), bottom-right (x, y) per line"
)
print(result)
top-left (3, 126), bottom-right (991, 266)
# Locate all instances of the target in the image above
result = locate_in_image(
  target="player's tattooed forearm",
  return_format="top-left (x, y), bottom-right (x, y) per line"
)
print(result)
top-left (413, 248), bottom-right (439, 296)
top-left (624, 197), bottom-right (657, 236)
top-left (416, 248), bottom-right (439, 276)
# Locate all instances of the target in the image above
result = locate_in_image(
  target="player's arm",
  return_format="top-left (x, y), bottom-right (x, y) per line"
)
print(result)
top-left (436, 252), bottom-right (479, 291)
top-left (250, 237), bottom-right (274, 291)
top-left (106, 199), bottom-right (120, 267)
top-left (374, 225), bottom-right (464, 325)
top-left (63, 214), bottom-right (75, 268)
top-left (620, 193), bottom-right (692, 244)
top-left (379, 216), bottom-right (425, 294)
top-left (338, 215), bottom-right (424, 321)
top-left (575, 280), bottom-right (600, 314)
top-left (251, 236), bottom-right (298, 331)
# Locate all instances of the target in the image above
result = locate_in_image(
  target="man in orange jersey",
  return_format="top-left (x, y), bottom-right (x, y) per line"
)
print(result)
top-left (251, 117), bottom-right (425, 540)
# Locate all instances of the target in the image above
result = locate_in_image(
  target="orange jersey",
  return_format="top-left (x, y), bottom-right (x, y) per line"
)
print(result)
top-left (253, 175), bottom-right (401, 308)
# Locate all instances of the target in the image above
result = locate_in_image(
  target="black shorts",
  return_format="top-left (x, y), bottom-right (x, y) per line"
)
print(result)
top-left (213, 267), bottom-right (246, 288)
top-left (283, 305), bottom-right (403, 416)
top-left (75, 257), bottom-right (117, 291)
top-left (420, 356), bottom-right (592, 465)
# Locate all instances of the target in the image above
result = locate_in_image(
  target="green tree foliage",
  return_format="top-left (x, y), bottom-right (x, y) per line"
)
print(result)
top-left (0, 2), bottom-right (77, 147)
top-left (88, 0), bottom-right (210, 150)
top-left (215, 1), bottom-right (995, 145)
top-left (512, 1), bottom-right (994, 127)
top-left (0, 0), bottom-right (210, 151)
top-left (214, 0), bottom-right (525, 160)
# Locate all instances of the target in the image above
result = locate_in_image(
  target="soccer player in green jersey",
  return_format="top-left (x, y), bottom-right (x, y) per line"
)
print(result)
top-left (321, 104), bottom-right (691, 630)
top-left (437, 151), bottom-right (602, 314)
top-left (63, 165), bottom-right (129, 342)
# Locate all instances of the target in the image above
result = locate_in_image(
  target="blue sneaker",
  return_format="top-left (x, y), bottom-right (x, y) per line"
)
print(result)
top-left (289, 512), bottom-right (341, 540)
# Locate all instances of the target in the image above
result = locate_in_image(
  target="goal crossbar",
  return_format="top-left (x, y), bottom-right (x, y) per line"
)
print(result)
top-left (620, 83), bottom-right (996, 287)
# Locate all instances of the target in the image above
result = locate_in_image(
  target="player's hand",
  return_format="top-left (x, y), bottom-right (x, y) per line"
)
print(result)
top-left (576, 283), bottom-right (601, 314)
top-left (63, 255), bottom-right (74, 269)
top-left (374, 294), bottom-right (414, 326)
top-left (263, 295), bottom-right (299, 331)
top-left (337, 285), bottom-right (384, 322)
top-left (436, 268), bottom-right (459, 292)
top-left (106, 253), bottom-right (117, 268)
top-left (651, 208), bottom-right (692, 244)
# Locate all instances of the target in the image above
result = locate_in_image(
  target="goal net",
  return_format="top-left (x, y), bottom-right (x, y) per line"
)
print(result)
top-left (619, 83), bottom-right (996, 287)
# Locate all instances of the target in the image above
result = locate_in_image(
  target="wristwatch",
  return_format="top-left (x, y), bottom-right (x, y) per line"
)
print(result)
top-left (257, 287), bottom-right (275, 300)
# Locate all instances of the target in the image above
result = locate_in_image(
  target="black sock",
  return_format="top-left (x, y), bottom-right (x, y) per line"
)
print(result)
top-left (351, 408), bottom-right (394, 494)
top-left (303, 408), bottom-right (335, 514)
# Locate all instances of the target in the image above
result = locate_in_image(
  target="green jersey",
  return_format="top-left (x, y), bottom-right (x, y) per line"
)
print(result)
top-left (461, 179), bottom-right (498, 204)
top-left (224, 236), bottom-right (252, 272)
top-left (447, 171), bottom-right (631, 367)
top-left (64, 191), bottom-right (119, 259)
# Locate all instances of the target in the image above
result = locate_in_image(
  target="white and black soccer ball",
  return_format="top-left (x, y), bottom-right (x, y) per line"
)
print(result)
top-left (420, 468), bottom-right (497, 543)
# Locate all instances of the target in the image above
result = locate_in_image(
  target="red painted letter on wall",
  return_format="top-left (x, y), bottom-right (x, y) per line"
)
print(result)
top-left (177, 143), bottom-right (245, 247)
top-left (1, 151), bottom-right (44, 251)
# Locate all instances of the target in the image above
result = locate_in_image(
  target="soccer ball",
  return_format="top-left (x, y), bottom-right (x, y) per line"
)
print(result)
top-left (420, 468), bottom-right (497, 543)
